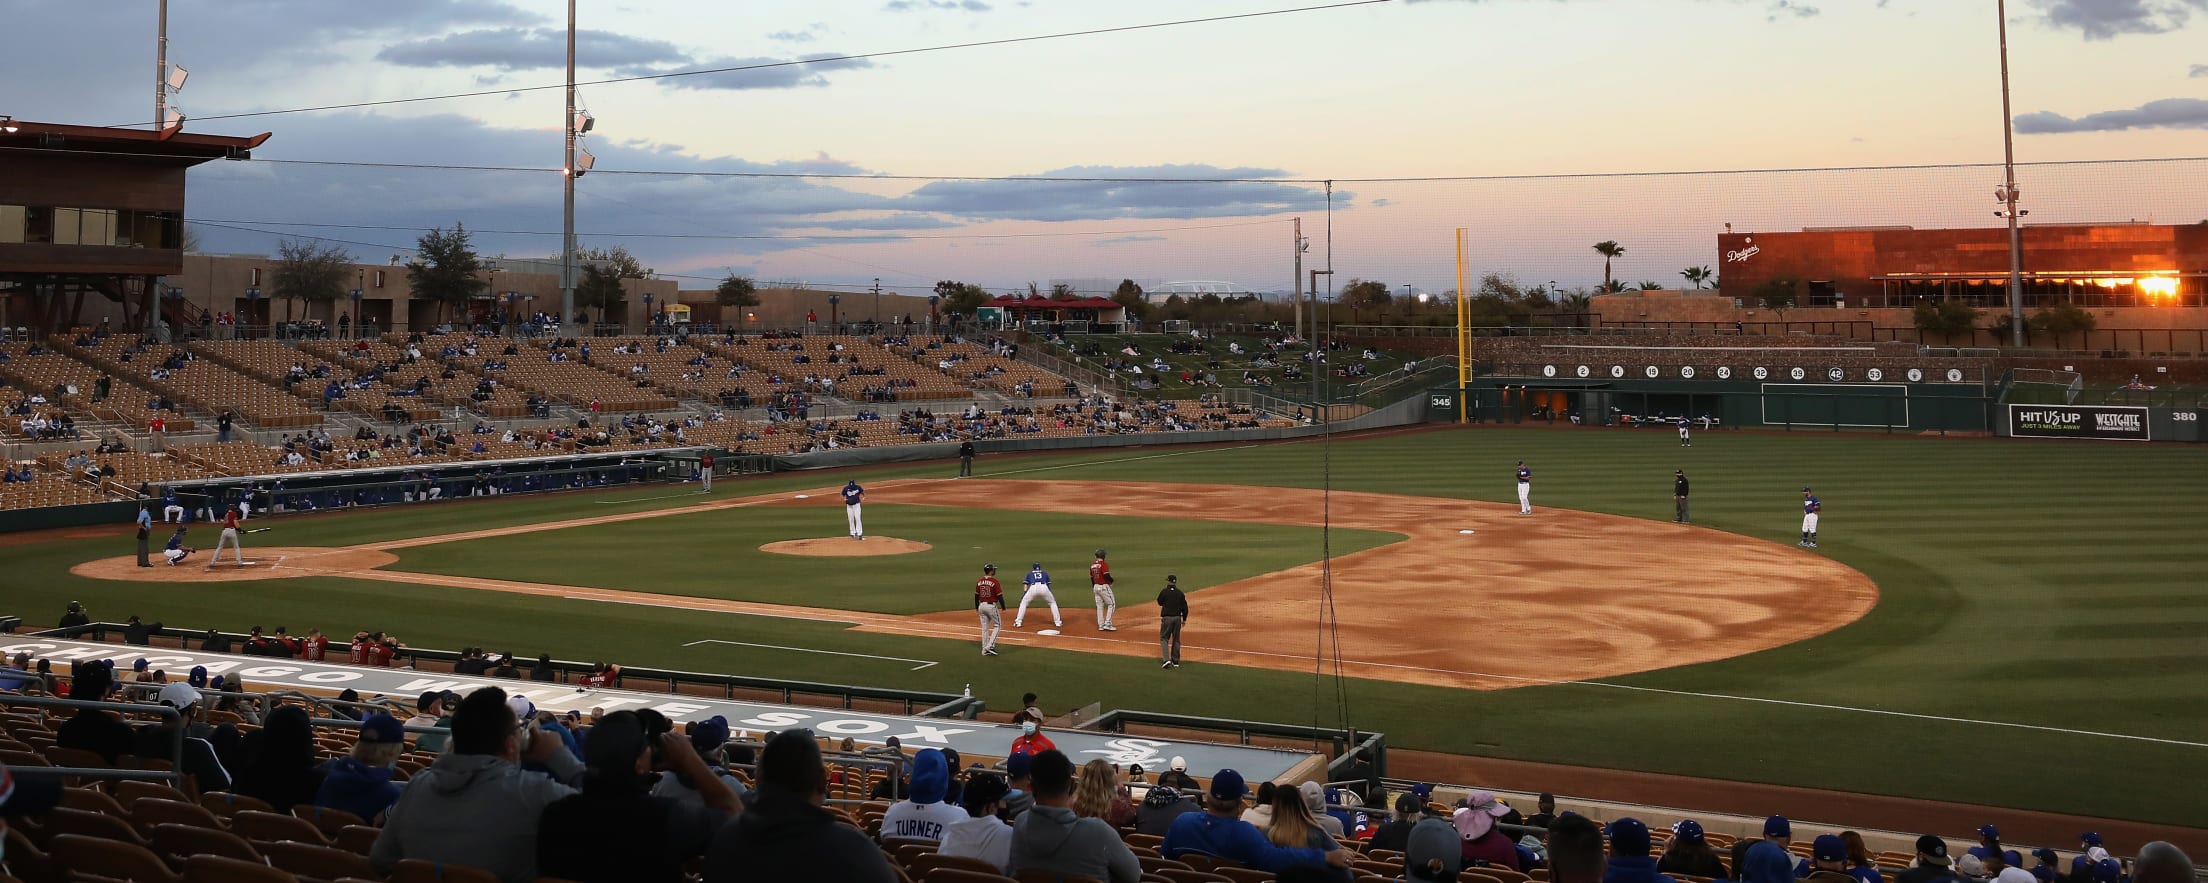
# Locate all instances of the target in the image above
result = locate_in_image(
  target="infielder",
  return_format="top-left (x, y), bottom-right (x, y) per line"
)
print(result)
top-left (1089, 549), bottom-right (1117, 632)
top-left (210, 507), bottom-right (247, 566)
top-left (1678, 418), bottom-right (1692, 447)
top-left (699, 451), bottom-right (714, 493)
top-left (842, 479), bottom-right (865, 539)
top-left (974, 564), bottom-right (1005, 656)
top-left (1014, 562), bottom-right (1061, 629)
top-left (1673, 470), bottom-right (1690, 524)
top-left (1799, 487), bottom-right (1821, 549)
top-left (163, 526), bottom-right (195, 566)
top-left (1516, 461), bottom-right (1533, 515)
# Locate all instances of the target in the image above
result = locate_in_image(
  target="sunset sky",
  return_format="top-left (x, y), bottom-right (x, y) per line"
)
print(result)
top-left (7, 0), bottom-right (2205, 294)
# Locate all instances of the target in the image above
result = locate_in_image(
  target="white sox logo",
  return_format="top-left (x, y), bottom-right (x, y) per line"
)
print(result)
top-left (1078, 737), bottom-right (1173, 767)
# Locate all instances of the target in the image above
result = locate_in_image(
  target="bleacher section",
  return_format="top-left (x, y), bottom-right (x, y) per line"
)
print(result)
top-left (419, 334), bottom-right (677, 413)
top-left (60, 336), bottom-right (324, 430)
top-left (0, 342), bottom-right (194, 435)
top-left (296, 338), bottom-right (529, 420)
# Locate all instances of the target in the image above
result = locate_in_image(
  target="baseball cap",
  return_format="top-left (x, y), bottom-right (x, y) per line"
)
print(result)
top-left (417, 691), bottom-right (443, 712)
top-left (1608, 818), bottom-right (1653, 857)
top-left (983, 563), bottom-right (996, 572)
top-left (1030, 562), bottom-right (1041, 569)
top-left (1169, 756), bottom-right (1187, 772)
top-left (2092, 859), bottom-right (2122, 883)
top-left (2033, 848), bottom-right (2059, 865)
top-left (507, 695), bottom-right (536, 719)
top-left (690, 716), bottom-right (732, 753)
top-left (157, 682), bottom-right (202, 709)
top-left (1813, 835), bottom-right (1848, 863)
top-left (1004, 751), bottom-right (1032, 780)
top-left (1803, 486), bottom-right (1813, 493)
top-left (133, 658), bottom-right (149, 671)
top-left (1166, 574), bottom-right (1177, 582)
top-left (1979, 824), bottom-right (2002, 839)
top-left (187, 665), bottom-right (208, 688)
top-left (1998, 869), bottom-right (2038, 883)
top-left (1673, 820), bottom-right (1706, 842)
top-left (1765, 815), bottom-right (1792, 839)
top-left (1396, 793), bottom-right (1423, 814)
top-left (1917, 835), bottom-right (1953, 866)
top-left (1209, 769), bottom-right (1247, 801)
top-left (2079, 833), bottom-right (2103, 847)
top-left (359, 713), bottom-right (405, 744)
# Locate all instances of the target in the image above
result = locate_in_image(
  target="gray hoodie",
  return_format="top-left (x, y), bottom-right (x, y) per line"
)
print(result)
top-left (1006, 804), bottom-right (1142, 883)
top-left (939, 814), bottom-right (1015, 873)
top-left (370, 750), bottom-right (583, 883)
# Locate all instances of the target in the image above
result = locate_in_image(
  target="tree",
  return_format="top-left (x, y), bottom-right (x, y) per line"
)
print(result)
top-left (1637, 281), bottom-right (1665, 291)
top-left (1593, 240), bottom-right (1626, 293)
top-left (1910, 299), bottom-right (1979, 344)
top-left (2030, 302), bottom-right (2097, 349)
top-left (406, 223), bottom-right (486, 325)
top-left (270, 238), bottom-right (353, 323)
top-left (1340, 278), bottom-right (1392, 323)
top-left (575, 263), bottom-right (627, 324)
top-left (934, 280), bottom-right (987, 316)
top-left (1111, 279), bottom-right (1150, 321)
top-left (1681, 266), bottom-right (1713, 289)
top-left (579, 245), bottom-right (648, 279)
top-left (1752, 276), bottom-right (1799, 311)
top-left (1602, 280), bottom-right (1630, 293)
top-left (1558, 290), bottom-right (1593, 314)
top-left (1048, 283), bottom-right (1078, 301)
top-left (715, 273), bottom-right (759, 308)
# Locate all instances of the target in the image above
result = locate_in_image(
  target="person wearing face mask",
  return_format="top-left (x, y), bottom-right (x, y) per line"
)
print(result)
top-left (1008, 719), bottom-right (1055, 756)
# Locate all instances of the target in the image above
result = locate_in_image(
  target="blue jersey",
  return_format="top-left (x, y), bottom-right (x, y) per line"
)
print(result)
top-left (1804, 496), bottom-right (1821, 515)
top-left (165, 533), bottom-right (185, 551)
top-left (1025, 569), bottom-right (1050, 586)
top-left (136, 509), bottom-right (153, 530)
top-left (1517, 466), bottom-right (1531, 483)
top-left (163, 489), bottom-right (177, 505)
top-left (842, 483), bottom-right (862, 505)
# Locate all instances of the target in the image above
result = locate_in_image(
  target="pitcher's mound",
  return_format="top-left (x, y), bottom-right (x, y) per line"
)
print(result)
top-left (71, 547), bottom-right (399, 582)
top-left (760, 537), bottom-right (931, 557)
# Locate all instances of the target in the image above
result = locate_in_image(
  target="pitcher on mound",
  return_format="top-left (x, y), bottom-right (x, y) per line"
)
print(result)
top-left (1014, 562), bottom-right (1061, 629)
top-left (842, 479), bottom-right (865, 539)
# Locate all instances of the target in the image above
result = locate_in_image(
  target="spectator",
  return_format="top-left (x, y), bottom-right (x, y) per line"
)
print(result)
top-left (1743, 840), bottom-right (1806, 883)
top-left (316, 713), bottom-right (405, 823)
top-left (1550, 815), bottom-right (1608, 883)
top-left (1161, 768), bottom-right (1344, 874)
top-left (1134, 784), bottom-right (1200, 838)
top-left (55, 661), bottom-right (133, 763)
top-left (1406, 815), bottom-right (1465, 882)
top-left (1843, 832), bottom-right (1888, 883)
top-left (880, 748), bottom-right (963, 843)
top-left (407, 691), bottom-right (450, 754)
top-left (328, 689), bottom-right (364, 722)
top-left (1957, 856), bottom-right (1989, 882)
top-left (940, 772), bottom-right (1014, 873)
top-left (1155, 755), bottom-right (1199, 791)
top-left (199, 628), bottom-right (232, 652)
top-left (1001, 751), bottom-right (1036, 819)
top-left (2134, 843), bottom-right (2194, 883)
top-left (1524, 792), bottom-right (1558, 834)
top-left (1072, 759), bottom-right (1135, 829)
top-left (531, 653), bottom-right (558, 682)
top-left (1243, 781), bottom-right (1277, 827)
top-left (1007, 718), bottom-right (1055, 756)
top-left (1367, 793), bottom-right (1425, 854)
top-left (232, 705), bottom-right (325, 812)
top-left (1261, 780), bottom-right (1336, 860)
top-left (1456, 791), bottom-right (1522, 870)
top-left (538, 711), bottom-right (737, 883)
top-left (131, 682), bottom-right (231, 793)
top-left (1005, 749), bottom-right (1141, 883)
top-left (56, 601), bottom-right (89, 630)
top-left (2029, 849), bottom-right (2063, 883)
top-left (579, 662), bottom-right (621, 688)
top-left (1659, 820), bottom-right (1730, 880)
top-left (704, 729), bottom-right (898, 883)
top-left (1970, 826), bottom-right (2004, 862)
top-left (1301, 781), bottom-right (1344, 837)
top-left (651, 716), bottom-right (748, 811)
top-left (1996, 869), bottom-right (2038, 883)
top-left (1804, 835), bottom-right (1863, 883)
top-left (371, 686), bottom-right (584, 883)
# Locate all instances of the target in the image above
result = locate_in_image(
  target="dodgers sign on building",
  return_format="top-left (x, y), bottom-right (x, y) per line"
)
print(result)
top-left (2009, 404), bottom-right (2151, 441)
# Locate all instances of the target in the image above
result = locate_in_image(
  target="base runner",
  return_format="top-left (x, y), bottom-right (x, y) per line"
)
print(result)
top-left (1014, 562), bottom-right (1061, 629)
top-left (974, 564), bottom-right (1004, 656)
top-left (1089, 549), bottom-right (1117, 632)
top-left (209, 506), bottom-right (246, 566)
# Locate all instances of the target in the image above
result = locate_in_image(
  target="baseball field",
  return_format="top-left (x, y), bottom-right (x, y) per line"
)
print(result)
top-left (11, 425), bottom-right (2207, 828)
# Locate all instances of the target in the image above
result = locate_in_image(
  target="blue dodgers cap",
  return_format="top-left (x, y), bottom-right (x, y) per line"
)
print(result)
top-left (1979, 824), bottom-right (2002, 839)
top-left (1608, 818), bottom-right (1652, 857)
top-left (1814, 835), bottom-right (1848, 863)
top-left (2079, 833), bottom-right (2103, 847)
top-left (359, 713), bottom-right (405, 744)
top-left (1209, 769), bottom-right (1247, 801)
top-left (1765, 815), bottom-right (1792, 839)
top-left (1004, 750), bottom-right (1032, 779)
top-left (1672, 820), bottom-right (1706, 843)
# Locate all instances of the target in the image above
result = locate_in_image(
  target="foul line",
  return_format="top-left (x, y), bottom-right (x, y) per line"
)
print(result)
top-left (560, 596), bottom-right (858, 625)
top-left (682, 638), bottom-right (937, 671)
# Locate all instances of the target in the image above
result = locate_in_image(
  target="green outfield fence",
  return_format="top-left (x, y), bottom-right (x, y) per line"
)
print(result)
top-left (1441, 377), bottom-right (1996, 433)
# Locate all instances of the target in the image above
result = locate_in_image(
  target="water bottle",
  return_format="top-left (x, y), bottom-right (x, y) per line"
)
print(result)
top-left (963, 683), bottom-right (972, 698)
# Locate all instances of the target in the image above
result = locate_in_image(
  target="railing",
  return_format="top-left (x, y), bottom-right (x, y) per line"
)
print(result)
top-left (0, 693), bottom-right (187, 784)
top-left (1086, 708), bottom-right (1386, 791)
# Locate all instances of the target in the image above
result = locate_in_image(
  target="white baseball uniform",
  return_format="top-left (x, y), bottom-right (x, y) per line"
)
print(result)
top-left (842, 481), bottom-right (865, 539)
top-left (1516, 464), bottom-right (1532, 515)
top-left (1015, 567), bottom-right (1061, 628)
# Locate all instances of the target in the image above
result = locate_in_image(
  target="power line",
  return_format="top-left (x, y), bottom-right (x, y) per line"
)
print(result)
top-left (99, 1), bottom-right (1395, 128)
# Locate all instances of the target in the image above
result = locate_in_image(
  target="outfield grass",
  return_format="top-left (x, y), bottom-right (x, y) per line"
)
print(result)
top-left (5, 427), bottom-right (2205, 825)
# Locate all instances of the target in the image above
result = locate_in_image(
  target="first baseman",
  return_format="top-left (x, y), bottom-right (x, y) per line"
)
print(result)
top-left (842, 479), bottom-right (865, 539)
top-left (1799, 487), bottom-right (1821, 549)
top-left (974, 563), bottom-right (1005, 656)
top-left (1089, 549), bottom-right (1117, 632)
top-left (1516, 460), bottom-right (1533, 515)
top-left (1014, 562), bottom-right (1061, 629)
top-left (209, 506), bottom-right (247, 566)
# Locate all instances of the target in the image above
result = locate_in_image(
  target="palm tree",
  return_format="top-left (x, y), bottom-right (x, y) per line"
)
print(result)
top-left (1681, 266), bottom-right (1712, 289)
top-left (1593, 241), bottom-right (1626, 293)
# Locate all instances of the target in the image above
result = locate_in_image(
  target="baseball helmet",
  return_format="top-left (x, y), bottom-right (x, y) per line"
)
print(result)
top-left (1031, 562), bottom-right (1042, 569)
top-left (1094, 548), bottom-right (1106, 558)
top-left (983, 563), bottom-right (996, 572)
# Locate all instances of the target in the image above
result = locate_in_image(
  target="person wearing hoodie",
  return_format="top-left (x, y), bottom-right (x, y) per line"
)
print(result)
top-left (1742, 840), bottom-right (1806, 883)
top-left (1898, 835), bottom-right (1965, 883)
top-left (1242, 781), bottom-right (1277, 827)
top-left (1162, 768), bottom-right (1349, 875)
top-left (1805, 835), bottom-right (1866, 883)
top-left (130, 682), bottom-right (232, 794)
top-left (1658, 820), bottom-right (1730, 881)
top-left (315, 714), bottom-right (405, 823)
top-left (1406, 815), bottom-right (1465, 882)
top-left (371, 687), bottom-right (585, 883)
top-left (1301, 780), bottom-right (1345, 837)
top-left (1456, 791), bottom-right (1522, 871)
top-left (55, 661), bottom-right (133, 763)
top-left (1135, 783), bottom-right (1200, 837)
top-left (233, 706), bottom-right (326, 812)
top-left (537, 711), bottom-right (737, 883)
top-left (704, 729), bottom-right (897, 883)
top-left (881, 748), bottom-right (965, 843)
top-left (1005, 749), bottom-right (1142, 883)
top-left (1602, 818), bottom-right (1675, 883)
top-left (1367, 793), bottom-right (1425, 854)
top-left (939, 772), bottom-right (1015, 873)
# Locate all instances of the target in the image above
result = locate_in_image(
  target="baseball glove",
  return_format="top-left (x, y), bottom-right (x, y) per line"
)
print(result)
top-left (1103, 573), bottom-right (1114, 584)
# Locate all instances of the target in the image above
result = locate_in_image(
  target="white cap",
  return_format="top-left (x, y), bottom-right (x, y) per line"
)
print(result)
top-left (158, 682), bottom-right (202, 709)
top-left (508, 695), bottom-right (536, 719)
top-left (1169, 756), bottom-right (1187, 772)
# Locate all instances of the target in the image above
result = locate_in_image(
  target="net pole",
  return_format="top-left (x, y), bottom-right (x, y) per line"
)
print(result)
top-left (1456, 227), bottom-right (1469, 424)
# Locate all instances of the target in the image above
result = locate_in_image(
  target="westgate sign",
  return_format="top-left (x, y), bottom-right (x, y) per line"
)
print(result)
top-left (0, 638), bottom-right (1313, 780)
top-left (2009, 404), bottom-right (2150, 441)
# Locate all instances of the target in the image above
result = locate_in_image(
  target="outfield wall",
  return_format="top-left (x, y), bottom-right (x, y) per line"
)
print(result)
top-left (1445, 377), bottom-right (1995, 433)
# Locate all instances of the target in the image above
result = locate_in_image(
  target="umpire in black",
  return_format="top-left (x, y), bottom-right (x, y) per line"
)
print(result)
top-left (1673, 470), bottom-right (1690, 524)
top-left (1157, 575), bottom-right (1188, 669)
top-left (957, 438), bottom-right (976, 478)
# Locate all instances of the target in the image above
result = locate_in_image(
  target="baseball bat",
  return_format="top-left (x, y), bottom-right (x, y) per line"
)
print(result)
top-left (245, 527), bottom-right (274, 534)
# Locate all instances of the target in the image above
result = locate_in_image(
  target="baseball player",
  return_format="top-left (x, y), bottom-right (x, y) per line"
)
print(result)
top-left (1799, 487), bottom-right (1821, 548)
top-left (1013, 562), bottom-right (1061, 629)
top-left (209, 506), bottom-right (247, 567)
top-left (161, 486), bottom-right (183, 523)
top-left (1089, 549), bottom-right (1117, 632)
top-left (1515, 460), bottom-right (1533, 515)
top-left (842, 479), bottom-right (865, 539)
top-left (974, 564), bottom-right (1005, 656)
top-left (699, 451), bottom-right (714, 493)
top-left (163, 526), bottom-right (195, 566)
top-left (1678, 418), bottom-right (1692, 447)
top-left (1674, 470), bottom-right (1690, 524)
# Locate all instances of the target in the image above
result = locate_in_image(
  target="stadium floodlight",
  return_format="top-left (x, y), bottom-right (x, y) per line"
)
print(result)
top-left (573, 110), bottom-right (594, 134)
top-left (573, 147), bottom-right (595, 178)
top-left (167, 64), bottom-right (190, 91)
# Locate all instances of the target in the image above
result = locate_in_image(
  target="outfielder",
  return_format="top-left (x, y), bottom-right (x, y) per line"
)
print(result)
top-left (210, 506), bottom-right (247, 566)
top-left (1799, 487), bottom-right (1821, 549)
top-left (1014, 562), bottom-right (1061, 629)
top-left (699, 451), bottom-right (714, 493)
top-left (1089, 549), bottom-right (1117, 632)
top-left (1678, 418), bottom-right (1692, 447)
top-left (974, 564), bottom-right (1005, 656)
top-left (163, 526), bottom-right (195, 566)
top-left (842, 479), bottom-right (865, 539)
top-left (1516, 461), bottom-right (1533, 515)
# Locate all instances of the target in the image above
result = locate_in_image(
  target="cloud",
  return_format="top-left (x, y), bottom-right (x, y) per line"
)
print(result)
top-left (802, 214), bottom-right (965, 232)
top-left (2192, 63), bottom-right (2208, 76)
top-left (768, 29), bottom-right (817, 42)
top-left (893, 164), bottom-right (1341, 222)
top-left (1768, 1), bottom-right (1819, 19)
top-left (1090, 235), bottom-right (1168, 246)
top-left (2027, 0), bottom-right (2208, 40)
top-left (642, 54), bottom-right (876, 90)
top-left (884, 0), bottom-right (993, 10)
top-left (376, 27), bottom-right (691, 71)
top-left (1371, 198), bottom-right (1393, 207)
top-left (2014, 97), bottom-right (2208, 132)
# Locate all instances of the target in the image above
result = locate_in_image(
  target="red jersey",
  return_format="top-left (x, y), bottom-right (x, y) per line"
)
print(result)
top-left (366, 642), bottom-right (394, 667)
top-left (1089, 560), bottom-right (1110, 585)
top-left (222, 510), bottom-right (239, 530)
top-left (349, 639), bottom-right (368, 665)
top-left (304, 635), bottom-right (328, 662)
top-left (580, 671), bottom-right (616, 688)
top-left (1008, 732), bottom-right (1057, 756)
top-left (701, 452), bottom-right (714, 469)
top-left (975, 576), bottom-right (1004, 606)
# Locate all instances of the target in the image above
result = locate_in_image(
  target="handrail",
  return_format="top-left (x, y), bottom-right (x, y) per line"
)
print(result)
top-left (0, 692), bottom-right (186, 782)
top-left (1086, 708), bottom-right (1385, 791)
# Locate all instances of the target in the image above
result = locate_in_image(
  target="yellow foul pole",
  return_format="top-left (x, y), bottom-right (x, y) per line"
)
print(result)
top-left (1456, 227), bottom-right (1469, 424)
